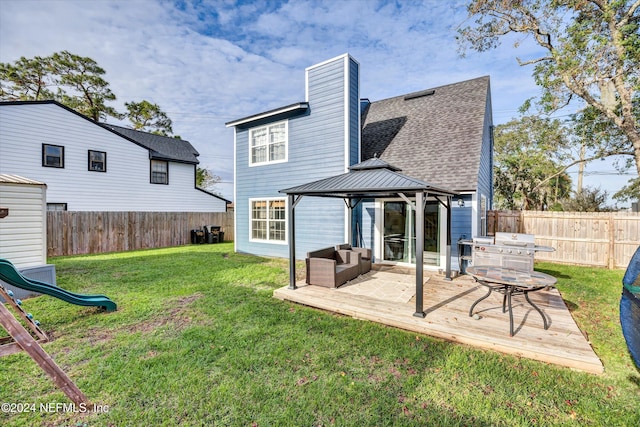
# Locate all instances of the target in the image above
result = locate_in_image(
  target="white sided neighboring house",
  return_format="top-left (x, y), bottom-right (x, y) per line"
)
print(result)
top-left (0, 100), bottom-right (228, 212)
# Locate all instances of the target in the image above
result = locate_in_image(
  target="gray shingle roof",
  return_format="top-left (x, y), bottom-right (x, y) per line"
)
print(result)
top-left (101, 124), bottom-right (200, 164)
top-left (361, 76), bottom-right (490, 192)
top-left (280, 159), bottom-right (456, 199)
top-left (0, 101), bottom-right (201, 165)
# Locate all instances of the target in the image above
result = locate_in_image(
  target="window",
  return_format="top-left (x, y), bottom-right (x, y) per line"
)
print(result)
top-left (250, 198), bottom-right (286, 243)
top-left (250, 121), bottom-right (287, 166)
top-left (47, 203), bottom-right (67, 211)
top-left (88, 150), bottom-right (107, 172)
top-left (480, 195), bottom-right (487, 236)
top-left (150, 160), bottom-right (168, 184)
top-left (42, 144), bottom-right (64, 168)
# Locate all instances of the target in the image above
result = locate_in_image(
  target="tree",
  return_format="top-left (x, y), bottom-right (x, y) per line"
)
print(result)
top-left (0, 55), bottom-right (55, 100)
top-left (561, 186), bottom-right (612, 211)
top-left (124, 100), bottom-right (173, 136)
top-left (50, 51), bottom-right (120, 121)
top-left (1, 51), bottom-right (121, 121)
top-left (196, 166), bottom-right (222, 195)
top-left (1, 52), bottom-right (180, 131)
top-left (458, 0), bottom-right (640, 198)
top-left (493, 115), bottom-right (573, 210)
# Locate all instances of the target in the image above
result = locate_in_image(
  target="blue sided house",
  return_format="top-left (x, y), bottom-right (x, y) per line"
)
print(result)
top-left (226, 54), bottom-right (493, 274)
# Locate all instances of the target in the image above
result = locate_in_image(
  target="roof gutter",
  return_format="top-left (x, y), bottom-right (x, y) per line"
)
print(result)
top-left (225, 102), bottom-right (309, 127)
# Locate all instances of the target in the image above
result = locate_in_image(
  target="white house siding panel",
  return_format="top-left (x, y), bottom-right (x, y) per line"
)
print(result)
top-left (0, 103), bottom-right (226, 212)
top-left (0, 182), bottom-right (47, 267)
top-left (235, 55), bottom-right (359, 259)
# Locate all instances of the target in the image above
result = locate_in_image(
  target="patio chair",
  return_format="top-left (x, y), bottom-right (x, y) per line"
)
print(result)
top-left (335, 243), bottom-right (372, 274)
top-left (621, 246), bottom-right (640, 369)
top-left (306, 247), bottom-right (361, 288)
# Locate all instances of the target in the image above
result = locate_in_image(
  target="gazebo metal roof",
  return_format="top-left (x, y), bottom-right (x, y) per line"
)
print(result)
top-left (279, 158), bottom-right (457, 318)
top-left (280, 158), bottom-right (456, 199)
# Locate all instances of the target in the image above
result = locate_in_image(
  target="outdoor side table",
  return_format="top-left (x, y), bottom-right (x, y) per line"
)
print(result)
top-left (466, 266), bottom-right (557, 336)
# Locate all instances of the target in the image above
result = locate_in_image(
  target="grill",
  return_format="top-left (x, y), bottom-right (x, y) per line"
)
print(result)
top-left (471, 233), bottom-right (549, 272)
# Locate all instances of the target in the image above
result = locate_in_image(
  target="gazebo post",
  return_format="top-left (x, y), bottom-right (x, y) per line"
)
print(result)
top-left (413, 191), bottom-right (426, 318)
top-left (346, 199), bottom-right (353, 246)
top-left (288, 194), bottom-right (297, 290)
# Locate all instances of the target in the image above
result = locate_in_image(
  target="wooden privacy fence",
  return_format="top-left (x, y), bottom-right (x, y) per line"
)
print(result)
top-left (488, 210), bottom-right (640, 269)
top-left (47, 211), bottom-right (234, 257)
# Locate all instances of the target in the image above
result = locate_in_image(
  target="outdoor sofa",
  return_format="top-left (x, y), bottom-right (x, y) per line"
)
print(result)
top-left (306, 247), bottom-right (361, 288)
top-left (335, 243), bottom-right (372, 274)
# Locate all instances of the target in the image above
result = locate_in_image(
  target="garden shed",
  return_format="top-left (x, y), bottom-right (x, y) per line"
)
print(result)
top-left (0, 174), bottom-right (56, 299)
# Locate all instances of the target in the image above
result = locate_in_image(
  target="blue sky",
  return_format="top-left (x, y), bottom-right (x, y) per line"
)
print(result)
top-left (1, 0), bottom-right (635, 205)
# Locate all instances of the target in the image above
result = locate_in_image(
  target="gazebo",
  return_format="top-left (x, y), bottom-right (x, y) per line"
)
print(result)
top-left (279, 158), bottom-right (457, 318)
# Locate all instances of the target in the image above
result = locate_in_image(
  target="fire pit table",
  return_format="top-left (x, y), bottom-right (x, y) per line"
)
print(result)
top-left (466, 265), bottom-right (557, 336)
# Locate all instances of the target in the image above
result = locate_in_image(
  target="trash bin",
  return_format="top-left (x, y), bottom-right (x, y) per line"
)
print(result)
top-left (209, 226), bottom-right (223, 243)
top-left (205, 225), bottom-right (217, 244)
top-left (457, 235), bottom-right (471, 274)
top-left (191, 229), bottom-right (205, 244)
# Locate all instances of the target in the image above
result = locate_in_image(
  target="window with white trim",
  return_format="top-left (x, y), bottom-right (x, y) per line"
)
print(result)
top-left (249, 121), bottom-right (287, 165)
top-left (250, 198), bottom-right (286, 243)
top-left (480, 195), bottom-right (487, 236)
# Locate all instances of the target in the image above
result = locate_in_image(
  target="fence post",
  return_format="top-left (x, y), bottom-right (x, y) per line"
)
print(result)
top-left (608, 212), bottom-right (615, 269)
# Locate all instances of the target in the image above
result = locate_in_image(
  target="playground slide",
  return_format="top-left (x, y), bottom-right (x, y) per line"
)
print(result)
top-left (0, 259), bottom-right (116, 312)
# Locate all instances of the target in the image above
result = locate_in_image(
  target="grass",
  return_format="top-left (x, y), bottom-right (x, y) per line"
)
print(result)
top-left (1, 243), bottom-right (638, 426)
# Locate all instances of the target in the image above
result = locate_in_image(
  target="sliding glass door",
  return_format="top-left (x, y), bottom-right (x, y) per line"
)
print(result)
top-left (382, 200), bottom-right (440, 266)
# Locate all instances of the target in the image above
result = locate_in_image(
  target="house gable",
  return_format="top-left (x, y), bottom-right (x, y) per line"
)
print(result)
top-left (361, 76), bottom-right (491, 193)
top-left (230, 54), bottom-right (360, 259)
top-left (0, 101), bottom-right (227, 211)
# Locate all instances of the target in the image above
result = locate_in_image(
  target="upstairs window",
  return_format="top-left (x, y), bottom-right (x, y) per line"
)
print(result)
top-left (88, 150), bottom-right (107, 172)
top-left (150, 160), bottom-right (168, 184)
top-left (42, 144), bottom-right (64, 168)
top-left (250, 121), bottom-right (287, 166)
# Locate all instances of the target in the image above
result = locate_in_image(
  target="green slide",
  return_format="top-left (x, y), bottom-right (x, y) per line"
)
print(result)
top-left (0, 259), bottom-right (116, 312)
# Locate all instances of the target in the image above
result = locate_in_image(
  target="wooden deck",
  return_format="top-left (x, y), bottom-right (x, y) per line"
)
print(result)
top-left (274, 265), bottom-right (604, 374)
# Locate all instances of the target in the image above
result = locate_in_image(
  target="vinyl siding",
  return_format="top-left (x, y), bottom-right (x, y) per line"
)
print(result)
top-left (477, 87), bottom-right (494, 212)
top-left (451, 201), bottom-right (472, 258)
top-left (0, 182), bottom-right (47, 267)
top-left (0, 103), bottom-right (226, 212)
top-left (359, 200), bottom-right (376, 260)
top-left (349, 58), bottom-right (360, 165)
top-left (235, 55), bottom-right (359, 259)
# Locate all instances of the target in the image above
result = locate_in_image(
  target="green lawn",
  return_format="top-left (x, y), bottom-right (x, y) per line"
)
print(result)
top-left (1, 244), bottom-right (638, 426)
